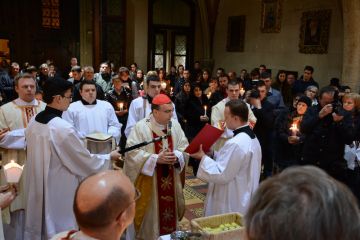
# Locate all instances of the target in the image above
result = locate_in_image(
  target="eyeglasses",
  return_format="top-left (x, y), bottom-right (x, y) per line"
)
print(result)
top-left (62, 95), bottom-right (73, 100)
top-left (116, 188), bottom-right (141, 220)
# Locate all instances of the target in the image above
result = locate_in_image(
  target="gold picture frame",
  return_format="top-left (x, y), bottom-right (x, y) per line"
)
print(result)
top-left (260, 0), bottom-right (282, 33)
top-left (299, 10), bottom-right (332, 54)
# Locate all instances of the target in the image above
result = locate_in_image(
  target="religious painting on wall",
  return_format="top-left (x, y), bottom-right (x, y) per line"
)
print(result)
top-left (299, 10), bottom-right (332, 54)
top-left (260, 0), bottom-right (282, 33)
top-left (226, 16), bottom-right (246, 52)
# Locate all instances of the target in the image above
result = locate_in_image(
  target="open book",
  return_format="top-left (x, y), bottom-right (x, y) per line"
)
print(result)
top-left (185, 124), bottom-right (224, 154)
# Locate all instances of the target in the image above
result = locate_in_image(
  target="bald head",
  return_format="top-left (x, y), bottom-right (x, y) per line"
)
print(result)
top-left (74, 170), bottom-right (135, 230)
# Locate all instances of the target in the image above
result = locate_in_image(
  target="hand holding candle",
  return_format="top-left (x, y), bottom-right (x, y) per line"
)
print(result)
top-left (118, 102), bottom-right (124, 112)
top-left (289, 123), bottom-right (299, 136)
top-left (240, 88), bottom-right (245, 97)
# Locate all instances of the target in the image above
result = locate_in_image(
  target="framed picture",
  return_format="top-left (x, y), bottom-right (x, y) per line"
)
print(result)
top-left (226, 16), bottom-right (246, 52)
top-left (260, 0), bottom-right (282, 33)
top-left (299, 10), bottom-right (332, 54)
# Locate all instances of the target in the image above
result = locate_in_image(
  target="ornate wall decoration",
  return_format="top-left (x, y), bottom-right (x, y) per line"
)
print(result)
top-left (260, 0), bottom-right (282, 33)
top-left (299, 10), bottom-right (332, 54)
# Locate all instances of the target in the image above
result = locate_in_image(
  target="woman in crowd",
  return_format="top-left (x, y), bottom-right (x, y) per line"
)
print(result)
top-left (305, 85), bottom-right (319, 106)
top-left (185, 83), bottom-right (210, 175)
top-left (199, 69), bottom-right (210, 92)
top-left (342, 93), bottom-right (360, 203)
top-left (158, 68), bottom-right (171, 95)
top-left (174, 81), bottom-right (191, 132)
top-left (273, 96), bottom-right (311, 172)
top-left (135, 69), bottom-right (144, 92)
top-left (272, 70), bottom-right (292, 106)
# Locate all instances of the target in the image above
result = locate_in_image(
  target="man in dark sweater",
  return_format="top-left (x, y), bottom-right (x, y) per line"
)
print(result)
top-left (292, 65), bottom-right (319, 95)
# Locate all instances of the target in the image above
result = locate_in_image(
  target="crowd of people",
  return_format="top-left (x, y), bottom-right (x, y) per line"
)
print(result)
top-left (0, 57), bottom-right (359, 239)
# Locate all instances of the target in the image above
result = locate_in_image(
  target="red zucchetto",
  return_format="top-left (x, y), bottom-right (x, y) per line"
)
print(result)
top-left (152, 94), bottom-right (171, 105)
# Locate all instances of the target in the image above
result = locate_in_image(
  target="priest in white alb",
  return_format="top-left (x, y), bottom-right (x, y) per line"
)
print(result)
top-left (124, 94), bottom-right (188, 240)
top-left (125, 74), bottom-right (177, 137)
top-left (62, 80), bottom-right (121, 153)
top-left (0, 73), bottom-right (46, 240)
top-left (24, 78), bottom-right (121, 240)
top-left (191, 99), bottom-right (262, 216)
top-left (211, 80), bottom-right (256, 152)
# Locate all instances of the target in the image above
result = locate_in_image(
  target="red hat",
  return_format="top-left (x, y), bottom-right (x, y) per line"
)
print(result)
top-left (152, 94), bottom-right (171, 105)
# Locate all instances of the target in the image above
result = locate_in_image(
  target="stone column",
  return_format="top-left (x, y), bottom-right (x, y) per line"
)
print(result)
top-left (342, 0), bottom-right (360, 92)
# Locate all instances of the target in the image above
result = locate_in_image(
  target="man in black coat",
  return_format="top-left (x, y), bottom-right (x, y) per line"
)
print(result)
top-left (300, 86), bottom-right (353, 182)
top-left (249, 81), bottom-right (275, 178)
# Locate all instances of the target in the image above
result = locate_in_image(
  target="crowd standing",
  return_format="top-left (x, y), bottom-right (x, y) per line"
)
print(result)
top-left (0, 57), bottom-right (359, 239)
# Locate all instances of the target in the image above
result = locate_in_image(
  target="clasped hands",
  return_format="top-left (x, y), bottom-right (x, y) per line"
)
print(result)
top-left (0, 184), bottom-right (17, 209)
top-left (157, 149), bottom-right (178, 165)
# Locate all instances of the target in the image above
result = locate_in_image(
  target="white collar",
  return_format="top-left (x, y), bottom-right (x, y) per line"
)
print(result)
top-left (14, 98), bottom-right (38, 106)
top-left (70, 231), bottom-right (99, 240)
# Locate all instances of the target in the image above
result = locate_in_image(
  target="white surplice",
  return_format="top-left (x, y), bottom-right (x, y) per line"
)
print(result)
top-left (62, 100), bottom-right (121, 144)
top-left (124, 96), bottom-right (178, 137)
top-left (0, 98), bottom-right (46, 240)
top-left (24, 115), bottom-right (110, 240)
top-left (211, 98), bottom-right (257, 151)
top-left (197, 125), bottom-right (262, 216)
top-left (124, 115), bottom-right (188, 240)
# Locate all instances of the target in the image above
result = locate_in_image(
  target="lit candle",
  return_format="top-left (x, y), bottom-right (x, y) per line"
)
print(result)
top-left (207, 92), bottom-right (212, 99)
top-left (240, 88), bottom-right (245, 96)
top-left (170, 87), bottom-right (173, 93)
top-left (161, 81), bottom-right (167, 90)
top-left (204, 106), bottom-right (207, 116)
top-left (118, 102), bottom-right (124, 111)
top-left (289, 123), bottom-right (298, 136)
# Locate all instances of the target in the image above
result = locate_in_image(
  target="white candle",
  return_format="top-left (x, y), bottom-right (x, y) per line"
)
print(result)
top-left (204, 106), bottom-right (207, 116)
top-left (240, 88), bottom-right (245, 96)
top-left (207, 92), bottom-right (212, 99)
top-left (170, 87), bottom-right (173, 93)
top-left (119, 102), bottom-right (124, 111)
top-left (290, 123), bottom-right (298, 136)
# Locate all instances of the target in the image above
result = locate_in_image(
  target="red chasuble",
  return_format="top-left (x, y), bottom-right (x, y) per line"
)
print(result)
top-left (152, 130), bottom-right (177, 235)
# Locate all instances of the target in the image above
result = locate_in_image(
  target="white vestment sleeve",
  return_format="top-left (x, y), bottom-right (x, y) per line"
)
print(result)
top-left (106, 104), bottom-right (122, 144)
top-left (125, 99), bottom-right (140, 137)
top-left (141, 154), bottom-right (158, 176)
top-left (52, 125), bottom-right (110, 177)
top-left (174, 150), bottom-right (185, 171)
top-left (197, 143), bottom-right (243, 184)
top-left (0, 129), bottom-right (25, 149)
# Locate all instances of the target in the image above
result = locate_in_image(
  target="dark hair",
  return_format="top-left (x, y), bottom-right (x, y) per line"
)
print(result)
top-left (219, 74), bottom-right (229, 81)
top-left (119, 66), bottom-right (130, 75)
top-left (42, 77), bottom-right (73, 104)
top-left (330, 77), bottom-right (340, 88)
top-left (319, 86), bottom-right (336, 99)
top-left (227, 79), bottom-right (240, 88)
top-left (14, 73), bottom-right (35, 87)
top-left (275, 70), bottom-right (287, 83)
top-left (250, 69), bottom-right (260, 78)
top-left (256, 80), bottom-right (266, 88)
top-left (25, 65), bottom-right (37, 73)
top-left (130, 62), bottom-right (137, 67)
top-left (259, 64), bottom-right (266, 69)
top-left (71, 66), bottom-right (82, 73)
top-left (260, 71), bottom-right (271, 79)
top-left (74, 185), bottom-right (130, 229)
top-left (225, 99), bottom-right (248, 122)
top-left (79, 80), bottom-right (97, 91)
top-left (304, 65), bottom-right (314, 73)
top-left (182, 81), bottom-right (191, 92)
top-left (216, 67), bottom-right (225, 73)
top-left (146, 74), bottom-right (160, 85)
top-left (245, 166), bottom-right (360, 240)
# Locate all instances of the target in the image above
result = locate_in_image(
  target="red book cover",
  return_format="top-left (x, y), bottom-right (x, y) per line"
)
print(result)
top-left (185, 124), bottom-right (224, 154)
